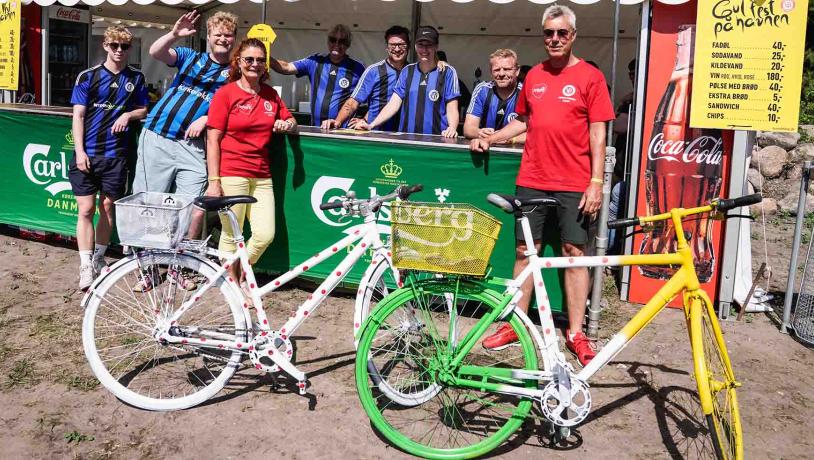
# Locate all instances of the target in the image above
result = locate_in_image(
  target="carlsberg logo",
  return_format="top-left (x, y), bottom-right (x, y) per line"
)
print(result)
top-left (23, 143), bottom-right (72, 195)
top-left (647, 133), bottom-right (723, 165)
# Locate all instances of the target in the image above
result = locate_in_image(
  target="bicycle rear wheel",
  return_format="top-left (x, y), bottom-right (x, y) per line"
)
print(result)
top-left (82, 251), bottom-right (248, 411)
top-left (690, 294), bottom-right (743, 460)
top-left (355, 279), bottom-right (538, 459)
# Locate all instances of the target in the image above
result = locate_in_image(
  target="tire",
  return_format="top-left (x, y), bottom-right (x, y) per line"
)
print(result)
top-left (82, 251), bottom-right (248, 411)
top-left (691, 294), bottom-right (743, 460)
top-left (355, 255), bottom-right (400, 336)
top-left (355, 278), bottom-right (538, 459)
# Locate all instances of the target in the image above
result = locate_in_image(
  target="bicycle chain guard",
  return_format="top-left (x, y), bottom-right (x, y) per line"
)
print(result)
top-left (539, 375), bottom-right (592, 427)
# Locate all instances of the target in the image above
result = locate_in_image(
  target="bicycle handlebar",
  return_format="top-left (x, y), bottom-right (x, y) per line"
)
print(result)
top-left (319, 184), bottom-right (423, 213)
top-left (607, 193), bottom-right (762, 230)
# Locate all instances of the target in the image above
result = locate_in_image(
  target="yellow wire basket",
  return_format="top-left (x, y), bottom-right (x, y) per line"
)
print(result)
top-left (390, 201), bottom-right (502, 276)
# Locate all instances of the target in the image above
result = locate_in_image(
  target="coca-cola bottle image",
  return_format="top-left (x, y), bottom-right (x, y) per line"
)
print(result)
top-left (639, 25), bottom-right (723, 282)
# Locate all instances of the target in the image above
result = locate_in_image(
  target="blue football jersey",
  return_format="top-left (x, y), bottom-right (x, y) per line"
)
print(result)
top-left (350, 59), bottom-right (403, 131)
top-left (393, 64), bottom-right (460, 135)
top-left (467, 81), bottom-right (522, 130)
top-left (293, 53), bottom-right (365, 126)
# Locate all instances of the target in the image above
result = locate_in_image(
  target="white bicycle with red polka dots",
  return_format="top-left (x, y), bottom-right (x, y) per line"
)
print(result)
top-left (81, 184), bottom-right (424, 411)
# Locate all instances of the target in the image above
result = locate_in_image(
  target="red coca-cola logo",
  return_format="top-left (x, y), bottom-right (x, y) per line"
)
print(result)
top-left (647, 133), bottom-right (723, 165)
top-left (56, 8), bottom-right (81, 21)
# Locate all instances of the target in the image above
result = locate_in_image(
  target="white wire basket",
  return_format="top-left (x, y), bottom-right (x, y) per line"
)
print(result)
top-left (115, 192), bottom-right (195, 249)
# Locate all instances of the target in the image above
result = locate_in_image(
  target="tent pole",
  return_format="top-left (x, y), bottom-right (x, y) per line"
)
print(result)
top-left (409, 1), bottom-right (421, 63)
top-left (587, 0), bottom-right (622, 339)
top-left (262, 0), bottom-right (267, 24)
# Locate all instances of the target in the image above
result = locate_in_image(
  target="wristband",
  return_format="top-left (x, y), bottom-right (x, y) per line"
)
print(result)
top-left (590, 178), bottom-right (604, 184)
top-left (208, 176), bottom-right (221, 182)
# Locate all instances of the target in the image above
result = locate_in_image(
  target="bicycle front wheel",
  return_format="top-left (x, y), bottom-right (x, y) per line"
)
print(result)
top-left (82, 251), bottom-right (248, 411)
top-left (355, 279), bottom-right (538, 459)
top-left (690, 293), bottom-right (743, 460)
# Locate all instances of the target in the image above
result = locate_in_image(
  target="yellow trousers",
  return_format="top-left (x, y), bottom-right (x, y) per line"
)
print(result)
top-left (218, 177), bottom-right (275, 264)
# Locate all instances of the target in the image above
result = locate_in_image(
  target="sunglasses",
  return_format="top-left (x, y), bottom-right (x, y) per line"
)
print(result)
top-left (387, 43), bottom-right (408, 50)
top-left (240, 56), bottom-right (267, 65)
top-left (106, 42), bottom-right (131, 51)
top-left (329, 36), bottom-right (351, 47)
top-left (543, 28), bottom-right (572, 40)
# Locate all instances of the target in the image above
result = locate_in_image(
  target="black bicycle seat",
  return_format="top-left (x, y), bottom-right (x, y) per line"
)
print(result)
top-left (194, 195), bottom-right (258, 211)
top-left (486, 193), bottom-right (561, 213)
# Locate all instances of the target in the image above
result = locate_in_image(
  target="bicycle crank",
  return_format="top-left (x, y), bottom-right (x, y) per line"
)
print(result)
top-left (250, 331), bottom-right (295, 373)
top-left (539, 376), bottom-right (592, 427)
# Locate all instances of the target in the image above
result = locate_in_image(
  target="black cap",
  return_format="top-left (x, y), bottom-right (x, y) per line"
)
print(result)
top-left (415, 26), bottom-right (439, 45)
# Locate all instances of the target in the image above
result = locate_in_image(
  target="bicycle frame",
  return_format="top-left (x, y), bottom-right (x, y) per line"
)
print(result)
top-left (157, 204), bottom-right (398, 382)
top-left (435, 205), bottom-right (712, 400)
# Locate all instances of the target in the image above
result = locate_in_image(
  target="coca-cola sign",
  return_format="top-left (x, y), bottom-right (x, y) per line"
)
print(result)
top-left (48, 7), bottom-right (89, 24)
top-left (647, 133), bottom-right (723, 165)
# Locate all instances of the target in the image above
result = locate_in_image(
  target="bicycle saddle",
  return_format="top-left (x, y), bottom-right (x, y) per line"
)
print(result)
top-left (194, 195), bottom-right (258, 211)
top-left (486, 193), bottom-right (561, 213)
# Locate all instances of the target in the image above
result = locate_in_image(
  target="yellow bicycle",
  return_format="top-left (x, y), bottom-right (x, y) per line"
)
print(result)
top-left (354, 193), bottom-right (758, 459)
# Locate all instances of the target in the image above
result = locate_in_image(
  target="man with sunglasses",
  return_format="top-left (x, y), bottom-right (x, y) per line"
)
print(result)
top-left (69, 25), bottom-right (148, 290)
top-left (464, 48), bottom-right (524, 141)
top-left (356, 26), bottom-right (460, 137)
top-left (321, 26), bottom-right (411, 131)
top-left (269, 24), bottom-right (365, 127)
top-left (471, 5), bottom-right (615, 366)
top-left (133, 11), bottom-right (237, 247)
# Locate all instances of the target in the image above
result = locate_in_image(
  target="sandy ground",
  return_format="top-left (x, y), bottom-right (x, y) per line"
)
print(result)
top-left (0, 218), bottom-right (812, 460)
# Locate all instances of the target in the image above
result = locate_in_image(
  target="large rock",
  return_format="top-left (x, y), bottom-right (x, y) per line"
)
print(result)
top-left (790, 143), bottom-right (814, 162)
top-left (800, 125), bottom-right (814, 139)
top-left (751, 198), bottom-right (778, 216)
top-left (786, 163), bottom-right (803, 180)
top-left (757, 131), bottom-right (800, 150)
top-left (751, 145), bottom-right (788, 178)
top-left (747, 168), bottom-right (763, 191)
top-left (777, 188), bottom-right (814, 215)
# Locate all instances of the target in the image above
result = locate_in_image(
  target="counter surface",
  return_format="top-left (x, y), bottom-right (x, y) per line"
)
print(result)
top-left (0, 104), bottom-right (523, 155)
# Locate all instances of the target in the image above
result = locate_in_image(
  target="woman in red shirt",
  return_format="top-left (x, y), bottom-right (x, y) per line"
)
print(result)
top-left (206, 38), bottom-right (296, 282)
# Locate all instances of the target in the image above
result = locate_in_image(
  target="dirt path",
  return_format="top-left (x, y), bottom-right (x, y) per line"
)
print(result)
top-left (0, 231), bottom-right (811, 459)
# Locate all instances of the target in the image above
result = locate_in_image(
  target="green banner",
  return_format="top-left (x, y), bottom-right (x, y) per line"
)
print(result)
top-left (0, 110), bottom-right (564, 311)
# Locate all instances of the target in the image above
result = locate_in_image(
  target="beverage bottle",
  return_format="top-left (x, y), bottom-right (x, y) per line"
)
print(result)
top-left (638, 24), bottom-right (724, 282)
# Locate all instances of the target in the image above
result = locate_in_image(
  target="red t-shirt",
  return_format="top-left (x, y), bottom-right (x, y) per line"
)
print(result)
top-left (515, 60), bottom-right (615, 192)
top-left (207, 82), bottom-right (293, 178)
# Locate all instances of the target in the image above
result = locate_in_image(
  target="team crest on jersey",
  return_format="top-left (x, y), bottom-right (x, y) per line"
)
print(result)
top-left (263, 101), bottom-right (275, 115)
top-left (507, 112), bottom-right (518, 122)
top-left (125, 82), bottom-right (135, 92)
top-left (558, 84), bottom-right (577, 103)
top-left (428, 90), bottom-right (440, 102)
top-left (339, 78), bottom-right (350, 89)
top-left (221, 69), bottom-right (230, 79)
top-left (532, 83), bottom-right (547, 99)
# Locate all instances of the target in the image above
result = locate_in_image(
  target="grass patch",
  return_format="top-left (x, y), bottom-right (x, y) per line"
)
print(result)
top-left (35, 412), bottom-right (64, 435)
top-left (6, 357), bottom-right (39, 388)
top-left (0, 343), bottom-right (11, 364)
top-left (29, 313), bottom-right (70, 342)
top-left (61, 373), bottom-right (100, 392)
top-left (65, 430), bottom-right (95, 444)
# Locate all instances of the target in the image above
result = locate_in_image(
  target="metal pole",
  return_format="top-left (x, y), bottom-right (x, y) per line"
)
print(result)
top-left (587, 0), bottom-right (622, 339)
top-left (409, 2), bottom-right (421, 63)
top-left (782, 161), bottom-right (813, 333)
top-left (261, 0), bottom-right (267, 24)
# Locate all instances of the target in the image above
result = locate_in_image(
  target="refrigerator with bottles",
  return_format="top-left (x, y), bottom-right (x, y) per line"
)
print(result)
top-left (46, 5), bottom-right (90, 106)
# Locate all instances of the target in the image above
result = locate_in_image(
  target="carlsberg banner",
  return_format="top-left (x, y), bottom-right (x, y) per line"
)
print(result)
top-left (0, 110), bottom-right (565, 310)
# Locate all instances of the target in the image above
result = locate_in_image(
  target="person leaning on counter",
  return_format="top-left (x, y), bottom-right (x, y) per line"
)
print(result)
top-left (355, 26), bottom-right (460, 138)
top-left (268, 24), bottom-right (365, 128)
top-left (320, 25), bottom-right (411, 131)
top-left (464, 48), bottom-right (525, 144)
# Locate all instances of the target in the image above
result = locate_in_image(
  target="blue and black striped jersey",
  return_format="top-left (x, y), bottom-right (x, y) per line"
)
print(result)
top-left (293, 54), bottom-right (365, 126)
top-left (393, 64), bottom-right (460, 135)
top-left (467, 81), bottom-right (522, 130)
top-left (350, 59), bottom-right (403, 132)
top-left (145, 47), bottom-right (230, 139)
top-left (71, 64), bottom-right (149, 158)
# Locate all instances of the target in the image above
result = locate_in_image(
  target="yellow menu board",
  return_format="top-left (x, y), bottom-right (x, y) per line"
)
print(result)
top-left (0, 0), bottom-right (21, 90)
top-left (690, 0), bottom-right (809, 132)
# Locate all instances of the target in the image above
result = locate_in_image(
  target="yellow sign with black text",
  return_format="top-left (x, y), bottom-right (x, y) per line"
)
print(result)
top-left (247, 24), bottom-right (277, 70)
top-left (690, 0), bottom-right (809, 132)
top-left (0, 0), bottom-right (21, 90)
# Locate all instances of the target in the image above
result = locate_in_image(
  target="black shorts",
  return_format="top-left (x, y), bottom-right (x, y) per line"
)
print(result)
top-left (514, 186), bottom-right (593, 246)
top-left (68, 154), bottom-right (128, 198)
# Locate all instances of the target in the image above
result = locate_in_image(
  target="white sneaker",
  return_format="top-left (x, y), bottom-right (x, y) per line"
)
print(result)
top-left (79, 264), bottom-right (95, 291)
top-left (168, 268), bottom-right (197, 291)
top-left (92, 257), bottom-right (107, 276)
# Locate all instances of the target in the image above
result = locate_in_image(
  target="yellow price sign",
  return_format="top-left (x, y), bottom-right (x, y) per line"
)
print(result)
top-left (690, 0), bottom-right (810, 132)
top-left (247, 24), bottom-right (277, 70)
top-left (0, 0), bottom-right (21, 91)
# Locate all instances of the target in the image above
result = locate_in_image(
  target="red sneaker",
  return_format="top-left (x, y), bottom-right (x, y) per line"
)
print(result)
top-left (482, 324), bottom-right (519, 350)
top-left (565, 330), bottom-right (596, 367)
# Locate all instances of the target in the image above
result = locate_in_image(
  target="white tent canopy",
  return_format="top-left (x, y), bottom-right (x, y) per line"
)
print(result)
top-left (39, 0), bottom-right (661, 107)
